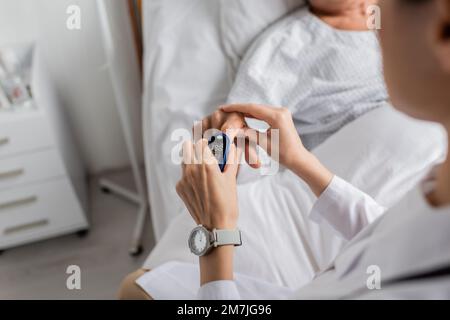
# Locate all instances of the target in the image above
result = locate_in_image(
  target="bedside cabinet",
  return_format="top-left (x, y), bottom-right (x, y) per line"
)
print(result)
top-left (0, 46), bottom-right (89, 250)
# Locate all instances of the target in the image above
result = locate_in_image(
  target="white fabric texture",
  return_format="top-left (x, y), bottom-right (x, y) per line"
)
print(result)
top-left (310, 176), bottom-right (386, 240)
top-left (227, 9), bottom-right (387, 150)
top-left (195, 174), bottom-right (385, 299)
top-left (138, 106), bottom-right (447, 299)
top-left (143, 0), bottom-right (306, 239)
top-left (196, 177), bottom-right (450, 300)
top-left (136, 261), bottom-right (295, 300)
top-left (197, 281), bottom-right (241, 300)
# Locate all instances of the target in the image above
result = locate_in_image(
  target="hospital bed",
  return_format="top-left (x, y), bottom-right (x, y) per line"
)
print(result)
top-left (138, 0), bottom-right (447, 285)
top-left (141, 0), bottom-right (308, 240)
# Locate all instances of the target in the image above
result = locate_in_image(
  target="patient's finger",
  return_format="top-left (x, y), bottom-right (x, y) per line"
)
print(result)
top-left (245, 141), bottom-right (261, 169)
top-left (221, 104), bottom-right (278, 126)
top-left (224, 143), bottom-right (240, 177)
top-left (242, 128), bottom-right (261, 168)
top-left (221, 126), bottom-right (241, 142)
top-left (244, 127), bottom-right (271, 155)
top-left (210, 110), bottom-right (225, 130)
top-left (221, 114), bottom-right (245, 140)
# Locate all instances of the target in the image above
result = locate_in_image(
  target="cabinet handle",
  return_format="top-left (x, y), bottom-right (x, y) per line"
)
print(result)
top-left (4, 219), bottom-right (49, 235)
top-left (0, 136), bottom-right (9, 146)
top-left (0, 168), bottom-right (24, 180)
top-left (0, 195), bottom-right (37, 211)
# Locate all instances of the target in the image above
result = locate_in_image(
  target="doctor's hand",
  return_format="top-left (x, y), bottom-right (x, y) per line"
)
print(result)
top-left (194, 110), bottom-right (261, 168)
top-left (222, 104), bottom-right (334, 197)
top-left (176, 139), bottom-right (240, 230)
top-left (221, 104), bottom-right (306, 171)
top-left (176, 139), bottom-right (240, 285)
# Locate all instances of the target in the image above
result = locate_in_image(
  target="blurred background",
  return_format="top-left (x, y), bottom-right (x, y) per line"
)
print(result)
top-left (0, 0), bottom-right (314, 299)
top-left (0, 0), bottom-right (153, 299)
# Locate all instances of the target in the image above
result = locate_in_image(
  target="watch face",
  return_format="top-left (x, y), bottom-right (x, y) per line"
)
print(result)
top-left (189, 226), bottom-right (211, 256)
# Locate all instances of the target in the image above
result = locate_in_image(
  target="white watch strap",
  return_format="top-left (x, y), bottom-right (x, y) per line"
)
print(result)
top-left (213, 229), bottom-right (242, 247)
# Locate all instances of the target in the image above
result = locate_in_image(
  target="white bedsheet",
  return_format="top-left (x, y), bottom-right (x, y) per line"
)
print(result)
top-left (142, 105), bottom-right (447, 290)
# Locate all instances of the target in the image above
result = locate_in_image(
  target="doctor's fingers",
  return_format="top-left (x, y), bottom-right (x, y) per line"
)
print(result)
top-left (223, 143), bottom-right (241, 177)
top-left (182, 141), bottom-right (195, 170)
top-left (192, 117), bottom-right (211, 142)
top-left (194, 139), bottom-right (218, 171)
top-left (239, 129), bottom-right (261, 169)
top-left (194, 139), bottom-right (207, 163)
top-left (243, 127), bottom-right (272, 154)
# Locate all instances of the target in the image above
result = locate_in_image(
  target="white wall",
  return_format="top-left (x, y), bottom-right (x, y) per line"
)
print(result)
top-left (0, 0), bottom-right (141, 173)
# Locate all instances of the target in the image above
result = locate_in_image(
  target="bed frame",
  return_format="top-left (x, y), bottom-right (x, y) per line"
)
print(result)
top-left (128, 0), bottom-right (143, 72)
top-left (97, 0), bottom-right (147, 256)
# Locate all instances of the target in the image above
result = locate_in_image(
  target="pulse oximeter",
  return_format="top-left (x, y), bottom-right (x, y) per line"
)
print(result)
top-left (208, 133), bottom-right (231, 172)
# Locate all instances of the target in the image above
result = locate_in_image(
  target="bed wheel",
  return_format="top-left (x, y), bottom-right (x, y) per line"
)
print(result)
top-left (76, 229), bottom-right (89, 238)
top-left (129, 245), bottom-right (143, 257)
top-left (0, 250), bottom-right (4, 256)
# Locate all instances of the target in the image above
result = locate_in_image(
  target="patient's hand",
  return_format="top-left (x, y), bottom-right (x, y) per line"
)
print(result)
top-left (194, 110), bottom-right (261, 168)
top-left (222, 104), bottom-right (306, 170)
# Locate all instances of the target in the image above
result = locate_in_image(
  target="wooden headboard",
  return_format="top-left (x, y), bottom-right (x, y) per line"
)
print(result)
top-left (128, 0), bottom-right (143, 71)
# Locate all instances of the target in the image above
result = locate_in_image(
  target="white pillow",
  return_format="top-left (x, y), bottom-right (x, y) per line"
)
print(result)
top-left (220, 0), bottom-right (306, 70)
top-left (142, 0), bottom-right (306, 118)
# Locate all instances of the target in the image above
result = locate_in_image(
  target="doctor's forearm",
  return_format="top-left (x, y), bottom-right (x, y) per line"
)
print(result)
top-left (199, 246), bottom-right (235, 285)
top-left (291, 151), bottom-right (334, 197)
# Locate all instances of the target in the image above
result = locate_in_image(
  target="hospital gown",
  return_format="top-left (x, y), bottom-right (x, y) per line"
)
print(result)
top-left (227, 8), bottom-right (388, 150)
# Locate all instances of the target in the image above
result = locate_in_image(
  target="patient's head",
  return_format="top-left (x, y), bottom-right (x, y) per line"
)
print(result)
top-left (379, 0), bottom-right (450, 125)
top-left (309, 0), bottom-right (378, 15)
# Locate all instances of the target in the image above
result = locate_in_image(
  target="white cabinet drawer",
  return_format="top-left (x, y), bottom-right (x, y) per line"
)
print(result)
top-left (0, 178), bottom-right (88, 249)
top-left (0, 113), bottom-right (54, 159)
top-left (0, 149), bottom-right (66, 190)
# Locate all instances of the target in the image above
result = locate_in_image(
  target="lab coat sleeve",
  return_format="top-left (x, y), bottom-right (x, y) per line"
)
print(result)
top-left (197, 280), bottom-right (241, 300)
top-left (309, 176), bottom-right (386, 241)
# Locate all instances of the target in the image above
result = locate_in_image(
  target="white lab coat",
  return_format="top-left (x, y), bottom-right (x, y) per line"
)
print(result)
top-left (197, 175), bottom-right (450, 299)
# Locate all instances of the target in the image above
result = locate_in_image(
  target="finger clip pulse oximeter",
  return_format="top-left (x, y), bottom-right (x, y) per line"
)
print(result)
top-left (208, 133), bottom-right (230, 172)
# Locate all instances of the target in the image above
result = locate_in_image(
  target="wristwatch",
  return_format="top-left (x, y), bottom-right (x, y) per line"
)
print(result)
top-left (188, 225), bottom-right (242, 256)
